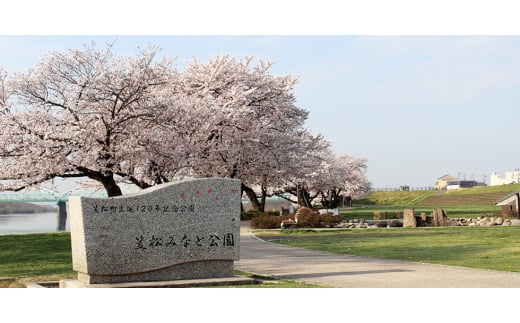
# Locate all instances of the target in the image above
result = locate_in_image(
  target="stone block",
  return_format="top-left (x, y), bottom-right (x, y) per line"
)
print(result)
top-left (68, 178), bottom-right (241, 284)
top-left (432, 208), bottom-right (448, 227)
top-left (403, 209), bottom-right (416, 228)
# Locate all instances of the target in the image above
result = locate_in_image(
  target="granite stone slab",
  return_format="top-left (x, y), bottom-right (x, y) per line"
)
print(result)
top-left (68, 178), bottom-right (241, 284)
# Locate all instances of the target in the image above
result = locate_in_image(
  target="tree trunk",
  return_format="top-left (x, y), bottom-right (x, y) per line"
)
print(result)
top-left (297, 186), bottom-right (304, 207)
top-left (320, 191), bottom-right (329, 208)
top-left (273, 192), bottom-right (298, 205)
top-left (329, 189), bottom-right (341, 208)
top-left (298, 188), bottom-right (312, 208)
top-left (260, 185), bottom-right (267, 212)
top-left (101, 174), bottom-right (123, 197)
top-left (77, 167), bottom-right (123, 197)
top-left (242, 184), bottom-right (263, 212)
top-left (344, 196), bottom-right (352, 208)
top-left (320, 189), bottom-right (343, 208)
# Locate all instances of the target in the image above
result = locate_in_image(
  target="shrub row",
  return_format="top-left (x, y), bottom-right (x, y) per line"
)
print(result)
top-left (250, 213), bottom-right (342, 229)
top-left (251, 214), bottom-right (294, 229)
top-left (241, 210), bottom-right (279, 220)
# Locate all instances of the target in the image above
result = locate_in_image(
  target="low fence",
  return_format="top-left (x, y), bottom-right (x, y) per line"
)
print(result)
top-left (371, 187), bottom-right (435, 192)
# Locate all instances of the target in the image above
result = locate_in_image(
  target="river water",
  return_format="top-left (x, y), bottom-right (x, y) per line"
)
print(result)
top-left (0, 212), bottom-right (70, 235)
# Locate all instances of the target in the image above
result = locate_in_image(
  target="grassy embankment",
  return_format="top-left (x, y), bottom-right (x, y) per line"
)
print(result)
top-left (342, 184), bottom-right (520, 220)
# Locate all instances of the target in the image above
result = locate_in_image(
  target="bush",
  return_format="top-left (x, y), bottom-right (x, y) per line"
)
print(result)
top-left (251, 214), bottom-right (294, 229)
top-left (318, 213), bottom-right (342, 228)
top-left (250, 212), bottom-right (342, 229)
top-left (296, 212), bottom-right (341, 228)
top-left (296, 212), bottom-right (322, 228)
top-left (242, 209), bottom-right (283, 220)
top-left (241, 210), bottom-right (261, 220)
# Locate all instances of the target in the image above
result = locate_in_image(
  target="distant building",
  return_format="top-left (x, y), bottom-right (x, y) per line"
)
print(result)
top-left (435, 175), bottom-right (457, 190)
top-left (490, 170), bottom-right (520, 186)
top-left (446, 180), bottom-right (486, 190)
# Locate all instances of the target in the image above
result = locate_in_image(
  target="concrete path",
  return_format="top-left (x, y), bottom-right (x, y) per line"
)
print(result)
top-left (235, 221), bottom-right (520, 288)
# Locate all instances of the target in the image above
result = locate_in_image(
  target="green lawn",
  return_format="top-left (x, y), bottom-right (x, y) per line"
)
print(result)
top-left (256, 226), bottom-right (520, 272)
top-left (4, 226), bottom-right (519, 287)
top-left (0, 233), bottom-right (74, 277)
top-left (0, 233), bottom-right (75, 287)
top-left (0, 232), bottom-right (324, 288)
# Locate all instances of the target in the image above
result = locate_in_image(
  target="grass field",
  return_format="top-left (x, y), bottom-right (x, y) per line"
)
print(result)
top-left (255, 226), bottom-right (520, 272)
top-left (0, 232), bottom-right (75, 287)
top-left (2, 227), bottom-right (520, 287)
top-left (0, 232), bottom-right (323, 288)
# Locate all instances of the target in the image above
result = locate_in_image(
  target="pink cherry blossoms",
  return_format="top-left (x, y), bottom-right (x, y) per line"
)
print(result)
top-left (0, 43), bottom-right (369, 210)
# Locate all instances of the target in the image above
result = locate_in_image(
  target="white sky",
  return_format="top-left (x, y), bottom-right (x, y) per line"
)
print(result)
top-left (2, 1), bottom-right (520, 189)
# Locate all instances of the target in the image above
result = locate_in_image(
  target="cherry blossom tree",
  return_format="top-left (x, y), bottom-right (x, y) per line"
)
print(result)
top-left (1, 45), bottom-right (370, 206)
top-left (177, 55), bottom-right (330, 211)
top-left (0, 43), bottom-right (180, 196)
top-left (274, 153), bottom-right (370, 209)
top-left (316, 154), bottom-right (370, 208)
top-left (0, 68), bottom-right (9, 114)
top-left (235, 130), bottom-right (330, 211)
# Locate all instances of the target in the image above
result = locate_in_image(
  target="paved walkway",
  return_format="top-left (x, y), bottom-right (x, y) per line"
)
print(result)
top-left (235, 221), bottom-right (520, 287)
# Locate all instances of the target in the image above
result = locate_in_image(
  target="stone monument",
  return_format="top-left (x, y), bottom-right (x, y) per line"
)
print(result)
top-left (60, 178), bottom-right (248, 287)
top-left (432, 208), bottom-right (448, 227)
top-left (403, 209), bottom-right (417, 228)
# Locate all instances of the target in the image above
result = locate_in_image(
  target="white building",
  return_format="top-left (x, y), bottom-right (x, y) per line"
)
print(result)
top-left (490, 170), bottom-right (520, 186)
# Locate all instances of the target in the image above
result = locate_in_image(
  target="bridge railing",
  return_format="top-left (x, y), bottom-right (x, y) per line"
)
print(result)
top-left (0, 191), bottom-right (108, 202)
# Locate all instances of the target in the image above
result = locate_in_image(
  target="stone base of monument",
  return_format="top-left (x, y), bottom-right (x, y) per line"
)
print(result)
top-left (74, 259), bottom-right (236, 284)
top-left (58, 276), bottom-right (259, 288)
